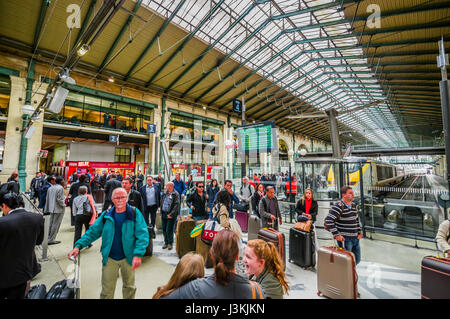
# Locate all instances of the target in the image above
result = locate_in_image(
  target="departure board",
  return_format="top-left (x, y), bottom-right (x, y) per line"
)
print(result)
top-left (236, 121), bottom-right (277, 154)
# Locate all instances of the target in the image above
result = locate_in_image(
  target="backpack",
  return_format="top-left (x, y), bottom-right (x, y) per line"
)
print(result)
top-left (82, 198), bottom-right (92, 218)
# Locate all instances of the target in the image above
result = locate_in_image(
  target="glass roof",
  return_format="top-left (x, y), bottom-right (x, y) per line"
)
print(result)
top-left (141, 0), bottom-right (409, 147)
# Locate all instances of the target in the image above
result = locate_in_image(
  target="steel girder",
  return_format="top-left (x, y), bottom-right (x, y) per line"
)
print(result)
top-left (75, 0), bottom-right (98, 47)
top-left (184, 1), bottom-right (448, 102)
top-left (178, 0), bottom-right (359, 98)
top-left (123, 0), bottom-right (187, 81)
top-left (98, 0), bottom-right (143, 72)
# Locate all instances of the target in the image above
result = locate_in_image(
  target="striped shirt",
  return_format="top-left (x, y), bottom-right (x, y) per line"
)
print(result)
top-left (325, 200), bottom-right (361, 238)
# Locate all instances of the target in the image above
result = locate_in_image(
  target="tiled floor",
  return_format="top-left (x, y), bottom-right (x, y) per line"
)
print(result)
top-left (30, 203), bottom-right (436, 299)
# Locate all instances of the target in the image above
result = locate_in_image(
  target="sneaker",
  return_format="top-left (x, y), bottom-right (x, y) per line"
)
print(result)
top-left (162, 244), bottom-right (168, 249)
top-left (48, 241), bottom-right (61, 245)
top-left (168, 244), bottom-right (172, 250)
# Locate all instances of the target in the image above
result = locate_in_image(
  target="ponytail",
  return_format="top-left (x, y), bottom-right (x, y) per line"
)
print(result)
top-left (211, 230), bottom-right (239, 286)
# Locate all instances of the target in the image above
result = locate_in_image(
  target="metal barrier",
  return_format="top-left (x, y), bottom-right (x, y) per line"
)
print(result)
top-left (21, 192), bottom-right (49, 262)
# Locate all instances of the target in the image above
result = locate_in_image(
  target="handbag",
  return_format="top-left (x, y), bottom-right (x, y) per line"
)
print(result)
top-left (294, 219), bottom-right (313, 232)
top-left (201, 220), bottom-right (224, 246)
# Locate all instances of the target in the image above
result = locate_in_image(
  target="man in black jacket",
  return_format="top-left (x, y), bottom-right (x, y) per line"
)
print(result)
top-left (0, 193), bottom-right (44, 299)
top-left (122, 177), bottom-right (144, 215)
top-left (160, 182), bottom-right (180, 250)
top-left (103, 174), bottom-right (122, 211)
top-left (186, 182), bottom-right (207, 222)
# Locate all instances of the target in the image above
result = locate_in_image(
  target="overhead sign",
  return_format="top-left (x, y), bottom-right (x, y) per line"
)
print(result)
top-left (109, 135), bottom-right (118, 143)
top-left (147, 124), bottom-right (157, 134)
top-left (235, 121), bottom-right (278, 154)
top-left (232, 99), bottom-right (242, 114)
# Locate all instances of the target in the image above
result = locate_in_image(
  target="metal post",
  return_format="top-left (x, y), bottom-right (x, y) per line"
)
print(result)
top-left (18, 59), bottom-right (35, 192)
top-left (438, 38), bottom-right (450, 213)
top-left (40, 213), bottom-right (50, 261)
top-left (241, 96), bottom-right (246, 178)
top-left (159, 96), bottom-right (166, 176)
top-left (359, 162), bottom-right (366, 238)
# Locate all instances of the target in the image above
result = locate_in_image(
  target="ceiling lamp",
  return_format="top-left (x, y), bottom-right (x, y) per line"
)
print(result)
top-left (77, 44), bottom-right (90, 57)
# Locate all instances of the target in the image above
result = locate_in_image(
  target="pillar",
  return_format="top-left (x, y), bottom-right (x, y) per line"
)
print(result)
top-left (1, 76), bottom-right (45, 187)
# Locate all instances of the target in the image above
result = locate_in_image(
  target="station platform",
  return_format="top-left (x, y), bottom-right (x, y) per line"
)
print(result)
top-left (30, 203), bottom-right (438, 299)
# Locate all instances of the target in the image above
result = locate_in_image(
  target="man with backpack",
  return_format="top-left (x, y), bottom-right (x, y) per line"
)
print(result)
top-left (324, 186), bottom-right (363, 265)
top-left (68, 187), bottom-right (148, 299)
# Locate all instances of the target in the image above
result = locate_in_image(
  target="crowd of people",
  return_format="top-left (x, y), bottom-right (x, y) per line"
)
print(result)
top-left (0, 168), bottom-right (449, 300)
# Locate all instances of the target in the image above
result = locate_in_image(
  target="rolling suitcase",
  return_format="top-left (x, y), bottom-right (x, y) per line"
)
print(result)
top-left (248, 215), bottom-right (261, 241)
top-left (26, 284), bottom-right (47, 299)
top-left (317, 246), bottom-right (357, 299)
top-left (46, 255), bottom-right (80, 299)
top-left (235, 211), bottom-right (249, 232)
top-left (176, 216), bottom-right (196, 258)
top-left (195, 235), bottom-right (213, 268)
top-left (421, 256), bottom-right (450, 299)
top-left (289, 227), bottom-right (316, 269)
top-left (258, 228), bottom-right (286, 270)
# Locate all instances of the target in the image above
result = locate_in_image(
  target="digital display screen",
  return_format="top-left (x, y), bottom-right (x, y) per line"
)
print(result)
top-left (236, 121), bottom-right (277, 154)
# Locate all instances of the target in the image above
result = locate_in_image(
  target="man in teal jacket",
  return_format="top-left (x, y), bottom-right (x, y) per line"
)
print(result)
top-left (68, 187), bottom-right (149, 299)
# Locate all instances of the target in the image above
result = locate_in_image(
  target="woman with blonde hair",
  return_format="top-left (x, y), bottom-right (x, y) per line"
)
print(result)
top-left (295, 188), bottom-right (318, 223)
top-left (244, 239), bottom-right (289, 299)
top-left (153, 252), bottom-right (205, 299)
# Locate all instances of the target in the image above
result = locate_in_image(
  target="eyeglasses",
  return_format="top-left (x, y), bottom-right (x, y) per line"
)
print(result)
top-left (197, 186), bottom-right (204, 188)
top-left (113, 196), bottom-right (127, 200)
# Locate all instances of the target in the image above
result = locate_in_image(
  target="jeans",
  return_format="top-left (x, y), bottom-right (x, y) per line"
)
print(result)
top-left (145, 205), bottom-right (158, 227)
top-left (162, 217), bottom-right (175, 245)
top-left (337, 237), bottom-right (361, 265)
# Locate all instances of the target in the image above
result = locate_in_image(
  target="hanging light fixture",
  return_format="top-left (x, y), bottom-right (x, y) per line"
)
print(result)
top-left (77, 44), bottom-right (90, 57)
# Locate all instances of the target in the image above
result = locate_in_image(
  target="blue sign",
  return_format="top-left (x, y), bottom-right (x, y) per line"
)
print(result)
top-left (232, 99), bottom-right (242, 114)
top-left (147, 124), bottom-right (156, 133)
top-left (109, 135), bottom-right (118, 143)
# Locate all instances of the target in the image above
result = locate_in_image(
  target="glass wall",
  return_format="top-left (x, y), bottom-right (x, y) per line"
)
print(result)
top-left (44, 91), bottom-right (153, 133)
top-left (294, 158), bottom-right (447, 242)
top-left (168, 114), bottom-right (221, 165)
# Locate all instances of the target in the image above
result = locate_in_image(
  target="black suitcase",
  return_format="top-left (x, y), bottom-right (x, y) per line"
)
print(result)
top-left (289, 227), bottom-right (316, 269)
top-left (421, 256), bottom-right (450, 299)
top-left (26, 284), bottom-right (47, 299)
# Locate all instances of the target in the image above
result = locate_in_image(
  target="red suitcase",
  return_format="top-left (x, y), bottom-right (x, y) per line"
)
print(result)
top-left (421, 256), bottom-right (450, 299)
top-left (235, 211), bottom-right (249, 232)
top-left (257, 228), bottom-right (286, 270)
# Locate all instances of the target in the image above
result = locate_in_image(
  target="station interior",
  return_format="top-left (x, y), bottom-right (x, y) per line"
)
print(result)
top-left (0, 0), bottom-right (449, 300)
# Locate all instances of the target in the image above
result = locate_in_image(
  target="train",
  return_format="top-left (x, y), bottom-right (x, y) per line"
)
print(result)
top-left (326, 159), bottom-right (406, 190)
